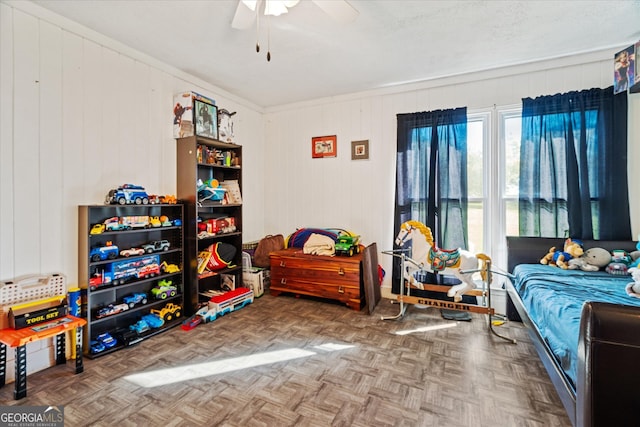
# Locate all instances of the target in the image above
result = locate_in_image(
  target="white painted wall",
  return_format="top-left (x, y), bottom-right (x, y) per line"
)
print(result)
top-left (1, 1), bottom-right (638, 382)
top-left (262, 51), bottom-right (640, 299)
top-left (0, 1), bottom-right (265, 382)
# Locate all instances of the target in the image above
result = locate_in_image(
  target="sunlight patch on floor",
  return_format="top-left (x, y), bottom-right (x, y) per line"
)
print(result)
top-left (394, 322), bottom-right (458, 335)
top-left (123, 343), bottom-right (355, 388)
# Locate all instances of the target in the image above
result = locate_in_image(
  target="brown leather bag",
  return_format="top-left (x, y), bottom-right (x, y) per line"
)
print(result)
top-left (253, 234), bottom-right (285, 267)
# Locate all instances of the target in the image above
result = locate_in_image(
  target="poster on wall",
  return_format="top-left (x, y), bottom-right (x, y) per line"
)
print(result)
top-left (614, 45), bottom-right (635, 94)
top-left (631, 40), bottom-right (640, 94)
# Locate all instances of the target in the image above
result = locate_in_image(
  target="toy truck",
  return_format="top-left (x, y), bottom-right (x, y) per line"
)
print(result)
top-left (335, 234), bottom-right (361, 257)
top-left (120, 215), bottom-right (150, 229)
top-left (89, 255), bottom-right (160, 290)
top-left (151, 280), bottom-right (177, 299)
top-left (105, 184), bottom-right (149, 205)
top-left (142, 240), bottom-right (170, 253)
top-left (150, 302), bottom-right (182, 321)
top-left (90, 243), bottom-right (119, 262)
top-left (103, 217), bottom-right (131, 231)
top-left (181, 287), bottom-right (253, 330)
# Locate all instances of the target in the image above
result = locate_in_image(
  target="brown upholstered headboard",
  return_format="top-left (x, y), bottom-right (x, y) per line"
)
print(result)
top-left (506, 237), bottom-right (636, 273)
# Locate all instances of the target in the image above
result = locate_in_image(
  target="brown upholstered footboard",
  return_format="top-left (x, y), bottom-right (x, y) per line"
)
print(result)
top-left (506, 237), bottom-right (640, 427)
top-left (577, 302), bottom-right (640, 427)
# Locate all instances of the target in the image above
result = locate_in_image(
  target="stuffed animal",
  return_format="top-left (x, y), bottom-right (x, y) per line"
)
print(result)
top-left (567, 247), bottom-right (611, 272)
top-left (540, 238), bottom-right (584, 269)
top-left (606, 250), bottom-right (633, 275)
top-left (625, 267), bottom-right (640, 298)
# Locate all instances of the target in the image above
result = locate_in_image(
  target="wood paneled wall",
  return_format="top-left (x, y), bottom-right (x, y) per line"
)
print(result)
top-left (0, 2), bottom-right (265, 283)
top-left (1, 1), bottom-right (638, 380)
top-left (262, 53), bottom-right (639, 289)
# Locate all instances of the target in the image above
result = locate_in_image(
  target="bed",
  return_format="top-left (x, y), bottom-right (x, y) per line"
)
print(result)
top-left (505, 237), bottom-right (640, 427)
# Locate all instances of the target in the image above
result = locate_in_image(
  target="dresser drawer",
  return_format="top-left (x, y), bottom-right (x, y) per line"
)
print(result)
top-left (269, 249), bottom-right (364, 310)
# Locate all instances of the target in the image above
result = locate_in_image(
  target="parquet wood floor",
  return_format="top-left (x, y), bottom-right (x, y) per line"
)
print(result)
top-left (1, 293), bottom-right (571, 427)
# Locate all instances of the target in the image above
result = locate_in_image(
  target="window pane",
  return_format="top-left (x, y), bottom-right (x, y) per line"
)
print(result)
top-left (467, 119), bottom-right (484, 252)
top-left (503, 114), bottom-right (521, 235)
top-left (468, 200), bottom-right (484, 253)
top-left (504, 116), bottom-right (521, 198)
top-left (467, 121), bottom-right (484, 198)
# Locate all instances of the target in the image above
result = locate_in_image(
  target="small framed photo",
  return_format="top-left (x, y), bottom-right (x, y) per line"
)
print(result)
top-left (351, 140), bottom-right (369, 160)
top-left (195, 99), bottom-right (218, 139)
top-left (312, 135), bottom-right (337, 158)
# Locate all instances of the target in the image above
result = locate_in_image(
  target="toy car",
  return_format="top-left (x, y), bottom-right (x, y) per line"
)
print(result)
top-left (181, 314), bottom-right (203, 331)
top-left (129, 319), bottom-right (150, 334)
top-left (142, 240), bottom-right (170, 253)
top-left (151, 280), bottom-right (177, 299)
top-left (96, 332), bottom-right (117, 349)
top-left (160, 195), bottom-right (177, 204)
top-left (90, 224), bottom-right (105, 234)
top-left (95, 303), bottom-right (129, 319)
top-left (113, 327), bottom-right (143, 346)
top-left (137, 263), bottom-right (160, 279)
top-left (122, 292), bottom-right (148, 308)
top-left (142, 313), bottom-right (165, 328)
top-left (90, 243), bottom-right (119, 262)
top-left (119, 247), bottom-right (145, 257)
top-left (90, 340), bottom-right (106, 354)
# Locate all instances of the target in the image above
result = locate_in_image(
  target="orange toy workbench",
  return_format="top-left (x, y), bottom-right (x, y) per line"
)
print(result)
top-left (0, 315), bottom-right (86, 399)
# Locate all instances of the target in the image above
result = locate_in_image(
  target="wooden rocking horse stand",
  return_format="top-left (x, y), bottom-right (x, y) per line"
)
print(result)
top-left (382, 220), bottom-right (515, 344)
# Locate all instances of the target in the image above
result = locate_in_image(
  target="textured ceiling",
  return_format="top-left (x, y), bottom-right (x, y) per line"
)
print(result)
top-left (31, 0), bottom-right (640, 108)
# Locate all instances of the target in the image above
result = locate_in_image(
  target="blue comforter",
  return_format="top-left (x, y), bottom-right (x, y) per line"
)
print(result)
top-left (511, 264), bottom-right (640, 388)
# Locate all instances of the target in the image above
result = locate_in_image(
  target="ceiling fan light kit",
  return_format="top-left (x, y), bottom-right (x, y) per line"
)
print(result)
top-left (233, 0), bottom-right (358, 62)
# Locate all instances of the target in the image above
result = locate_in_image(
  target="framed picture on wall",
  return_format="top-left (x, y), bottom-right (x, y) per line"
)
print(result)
top-left (194, 99), bottom-right (218, 139)
top-left (351, 140), bottom-right (369, 160)
top-left (312, 135), bottom-right (337, 158)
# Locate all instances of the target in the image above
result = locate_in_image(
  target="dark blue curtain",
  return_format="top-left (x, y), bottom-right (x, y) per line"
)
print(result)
top-left (393, 108), bottom-right (468, 294)
top-left (519, 87), bottom-right (630, 240)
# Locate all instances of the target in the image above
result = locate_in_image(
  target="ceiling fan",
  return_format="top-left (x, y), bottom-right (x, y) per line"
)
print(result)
top-left (232, 0), bottom-right (359, 61)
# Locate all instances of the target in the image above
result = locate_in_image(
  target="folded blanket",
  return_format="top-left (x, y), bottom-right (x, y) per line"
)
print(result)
top-left (303, 233), bottom-right (335, 256)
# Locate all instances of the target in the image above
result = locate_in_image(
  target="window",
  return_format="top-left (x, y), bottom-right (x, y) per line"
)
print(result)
top-left (466, 113), bottom-right (488, 254)
top-left (467, 107), bottom-right (521, 271)
top-left (500, 109), bottom-right (522, 238)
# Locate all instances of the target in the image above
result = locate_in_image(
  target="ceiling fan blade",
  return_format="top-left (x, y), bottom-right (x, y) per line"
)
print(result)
top-left (311, 0), bottom-right (359, 24)
top-left (232, 0), bottom-right (257, 29)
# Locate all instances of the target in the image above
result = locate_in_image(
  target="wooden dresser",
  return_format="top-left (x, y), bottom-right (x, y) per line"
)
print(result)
top-left (269, 248), bottom-right (364, 311)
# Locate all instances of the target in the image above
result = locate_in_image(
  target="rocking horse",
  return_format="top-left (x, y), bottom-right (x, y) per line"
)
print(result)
top-left (394, 220), bottom-right (490, 302)
top-left (383, 220), bottom-right (515, 343)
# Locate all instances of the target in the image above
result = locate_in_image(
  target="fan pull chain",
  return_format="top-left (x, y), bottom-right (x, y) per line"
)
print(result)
top-left (267, 15), bottom-right (271, 62)
top-left (255, 2), bottom-right (260, 53)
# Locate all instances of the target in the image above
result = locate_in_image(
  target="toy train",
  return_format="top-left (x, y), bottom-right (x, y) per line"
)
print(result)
top-left (181, 287), bottom-right (253, 331)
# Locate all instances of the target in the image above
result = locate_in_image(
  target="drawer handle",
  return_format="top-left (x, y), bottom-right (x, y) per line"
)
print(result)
top-left (280, 278), bottom-right (287, 285)
top-left (338, 286), bottom-right (344, 294)
top-left (280, 261), bottom-right (286, 268)
top-left (338, 268), bottom-right (345, 276)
